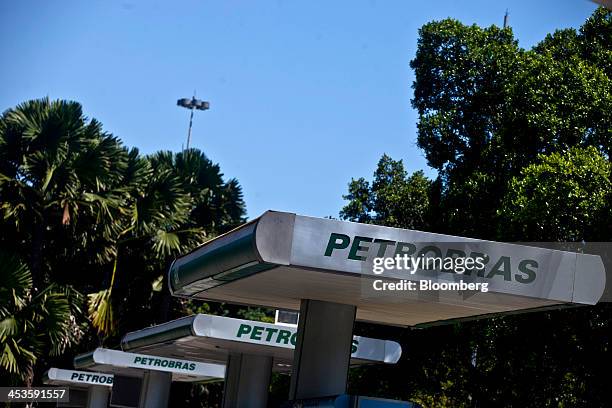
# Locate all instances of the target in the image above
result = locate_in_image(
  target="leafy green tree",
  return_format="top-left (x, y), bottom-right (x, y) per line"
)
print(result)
top-left (500, 146), bottom-right (611, 241)
top-left (343, 8), bottom-right (612, 408)
top-left (580, 8), bottom-right (612, 79)
top-left (341, 154), bottom-right (431, 230)
top-left (507, 53), bottom-right (611, 162)
top-left (340, 177), bottom-right (373, 224)
top-left (410, 19), bottom-right (519, 175)
top-left (409, 8), bottom-right (612, 238)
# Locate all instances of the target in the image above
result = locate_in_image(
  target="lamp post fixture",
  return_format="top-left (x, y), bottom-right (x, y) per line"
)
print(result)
top-left (177, 94), bottom-right (210, 150)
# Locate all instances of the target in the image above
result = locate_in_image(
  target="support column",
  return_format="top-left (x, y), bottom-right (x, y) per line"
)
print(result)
top-left (86, 386), bottom-right (109, 408)
top-left (289, 299), bottom-right (357, 400)
top-left (222, 353), bottom-right (273, 408)
top-left (139, 371), bottom-right (171, 408)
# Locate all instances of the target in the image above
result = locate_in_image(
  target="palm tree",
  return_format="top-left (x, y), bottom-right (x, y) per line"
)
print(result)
top-left (146, 149), bottom-right (247, 322)
top-left (149, 149), bottom-right (246, 233)
top-left (0, 98), bottom-right (129, 290)
top-left (87, 151), bottom-right (207, 336)
top-left (0, 99), bottom-right (247, 341)
top-left (90, 149), bottom-right (248, 335)
top-left (0, 251), bottom-right (84, 386)
top-left (0, 98), bottom-right (139, 338)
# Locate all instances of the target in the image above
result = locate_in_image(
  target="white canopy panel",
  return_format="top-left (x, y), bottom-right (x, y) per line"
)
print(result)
top-left (168, 212), bottom-right (606, 327)
top-left (121, 314), bottom-right (401, 372)
top-left (73, 348), bottom-right (224, 383)
top-left (43, 368), bottom-right (114, 388)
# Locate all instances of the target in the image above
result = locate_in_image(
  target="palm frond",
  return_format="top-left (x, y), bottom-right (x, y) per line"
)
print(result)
top-left (0, 252), bottom-right (32, 312)
top-left (0, 317), bottom-right (18, 337)
top-left (87, 288), bottom-right (115, 336)
top-left (151, 275), bottom-right (164, 292)
top-left (87, 256), bottom-right (117, 336)
top-left (0, 251), bottom-right (82, 381)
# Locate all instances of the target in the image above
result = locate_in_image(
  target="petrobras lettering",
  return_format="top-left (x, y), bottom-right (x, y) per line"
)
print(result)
top-left (90, 349), bottom-right (225, 378)
top-left (47, 368), bottom-right (114, 387)
top-left (233, 322), bottom-right (359, 353)
top-left (132, 355), bottom-right (196, 371)
top-left (323, 232), bottom-right (538, 284)
top-left (285, 215), bottom-right (609, 303)
top-left (69, 371), bottom-right (114, 385)
top-left (197, 316), bottom-right (361, 353)
top-left (189, 314), bottom-right (400, 364)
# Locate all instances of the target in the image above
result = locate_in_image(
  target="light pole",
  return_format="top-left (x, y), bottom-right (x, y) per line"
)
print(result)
top-left (177, 94), bottom-right (210, 150)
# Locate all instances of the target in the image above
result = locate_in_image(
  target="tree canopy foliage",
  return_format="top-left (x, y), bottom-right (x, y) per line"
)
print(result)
top-left (501, 146), bottom-right (611, 242)
top-left (343, 8), bottom-right (612, 408)
top-left (341, 154), bottom-right (431, 229)
top-left (0, 97), bottom-right (247, 390)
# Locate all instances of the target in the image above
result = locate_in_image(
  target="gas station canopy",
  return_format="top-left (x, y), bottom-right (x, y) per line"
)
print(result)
top-left (168, 211), bottom-right (606, 327)
top-left (120, 314), bottom-right (401, 371)
top-left (73, 348), bottom-right (225, 382)
top-left (43, 368), bottom-right (114, 408)
top-left (43, 368), bottom-right (114, 388)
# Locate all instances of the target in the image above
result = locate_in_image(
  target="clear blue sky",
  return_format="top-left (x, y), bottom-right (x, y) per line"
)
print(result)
top-left (0, 0), bottom-right (598, 219)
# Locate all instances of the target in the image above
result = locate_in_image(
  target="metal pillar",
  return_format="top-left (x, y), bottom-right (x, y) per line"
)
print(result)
top-left (139, 371), bottom-right (171, 408)
top-left (186, 107), bottom-right (194, 150)
top-left (86, 386), bottom-right (109, 408)
top-left (222, 353), bottom-right (273, 408)
top-left (289, 299), bottom-right (357, 400)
